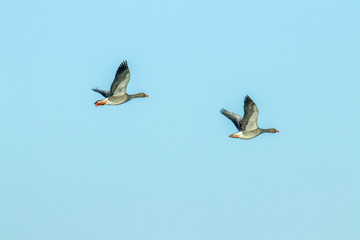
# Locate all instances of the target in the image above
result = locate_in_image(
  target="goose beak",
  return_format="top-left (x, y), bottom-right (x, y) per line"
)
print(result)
top-left (229, 134), bottom-right (238, 138)
top-left (276, 130), bottom-right (279, 133)
top-left (145, 94), bottom-right (149, 97)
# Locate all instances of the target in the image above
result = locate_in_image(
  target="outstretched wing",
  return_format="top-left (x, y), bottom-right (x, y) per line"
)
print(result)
top-left (220, 108), bottom-right (242, 130)
top-left (240, 95), bottom-right (259, 131)
top-left (109, 60), bottom-right (130, 96)
top-left (92, 88), bottom-right (110, 98)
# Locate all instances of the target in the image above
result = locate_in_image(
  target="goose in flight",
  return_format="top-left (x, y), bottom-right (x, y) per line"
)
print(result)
top-left (220, 95), bottom-right (279, 140)
top-left (92, 60), bottom-right (148, 106)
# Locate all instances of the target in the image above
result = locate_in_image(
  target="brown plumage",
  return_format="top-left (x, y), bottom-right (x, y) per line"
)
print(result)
top-left (220, 96), bottom-right (279, 140)
top-left (92, 60), bottom-right (148, 106)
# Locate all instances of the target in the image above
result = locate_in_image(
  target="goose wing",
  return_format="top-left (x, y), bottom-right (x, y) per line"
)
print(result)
top-left (92, 88), bottom-right (110, 98)
top-left (109, 60), bottom-right (130, 96)
top-left (240, 95), bottom-right (259, 131)
top-left (220, 108), bottom-right (242, 130)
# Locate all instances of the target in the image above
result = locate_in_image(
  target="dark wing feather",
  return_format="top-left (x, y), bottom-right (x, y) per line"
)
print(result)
top-left (240, 95), bottom-right (259, 131)
top-left (220, 108), bottom-right (242, 130)
top-left (109, 60), bottom-right (130, 96)
top-left (92, 88), bottom-right (110, 98)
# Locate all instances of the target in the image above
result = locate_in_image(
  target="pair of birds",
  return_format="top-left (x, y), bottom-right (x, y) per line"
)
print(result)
top-left (92, 60), bottom-right (279, 140)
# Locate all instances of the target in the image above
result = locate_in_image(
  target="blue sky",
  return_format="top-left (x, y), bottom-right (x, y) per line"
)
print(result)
top-left (1, 0), bottom-right (359, 239)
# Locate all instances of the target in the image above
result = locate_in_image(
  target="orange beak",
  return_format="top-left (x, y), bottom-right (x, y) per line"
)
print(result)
top-left (145, 94), bottom-right (149, 97)
top-left (276, 130), bottom-right (279, 133)
top-left (229, 134), bottom-right (238, 138)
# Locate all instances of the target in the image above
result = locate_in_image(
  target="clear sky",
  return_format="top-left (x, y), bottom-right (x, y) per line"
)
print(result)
top-left (1, 0), bottom-right (359, 239)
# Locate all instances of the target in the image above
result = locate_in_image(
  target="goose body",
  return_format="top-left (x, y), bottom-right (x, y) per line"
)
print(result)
top-left (92, 60), bottom-right (148, 106)
top-left (220, 96), bottom-right (278, 140)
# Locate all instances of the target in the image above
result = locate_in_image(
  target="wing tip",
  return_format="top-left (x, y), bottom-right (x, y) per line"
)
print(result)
top-left (114, 60), bottom-right (130, 77)
top-left (120, 60), bottom-right (128, 68)
top-left (244, 95), bottom-right (254, 104)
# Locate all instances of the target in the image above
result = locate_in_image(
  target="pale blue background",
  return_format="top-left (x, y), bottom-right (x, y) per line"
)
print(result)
top-left (1, 0), bottom-right (359, 239)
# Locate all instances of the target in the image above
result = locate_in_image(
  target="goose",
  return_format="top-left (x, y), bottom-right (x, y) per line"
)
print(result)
top-left (92, 60), bottom-right (148, 106)
top-left (220, 95), bottom-right (278, 140)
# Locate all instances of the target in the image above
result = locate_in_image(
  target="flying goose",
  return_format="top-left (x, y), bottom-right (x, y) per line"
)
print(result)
top-left (92, 61), bottom-right (148, 106)
top-left (220, 95), bottom-right (279, 140)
